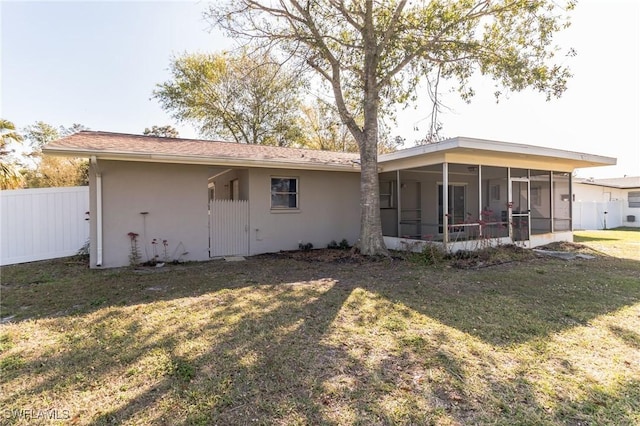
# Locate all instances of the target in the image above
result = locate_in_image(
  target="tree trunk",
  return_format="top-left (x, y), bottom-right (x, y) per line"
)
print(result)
top-left (352, 2), bottom-right (389, 257)
top-left (355, 98), bottom-right (389, 256)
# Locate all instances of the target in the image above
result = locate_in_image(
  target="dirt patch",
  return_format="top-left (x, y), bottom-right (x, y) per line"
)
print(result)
top-left (534, 241), bottom-right (604, 256)
top-left (256, 248), bottom-right (378, 263)
top-left (446, 244), bottom-right (537, 269)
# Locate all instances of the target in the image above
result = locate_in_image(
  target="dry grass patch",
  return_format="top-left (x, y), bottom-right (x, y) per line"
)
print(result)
top-left (574, 227), bottom-right (640, 260)
top-left (1, 233), bottom-right (639, 425)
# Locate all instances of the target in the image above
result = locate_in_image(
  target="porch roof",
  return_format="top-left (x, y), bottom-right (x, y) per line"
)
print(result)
top-left (43, 131), bottom-right (361, 172)
top-left (378, 137), bottom-right (616, 172)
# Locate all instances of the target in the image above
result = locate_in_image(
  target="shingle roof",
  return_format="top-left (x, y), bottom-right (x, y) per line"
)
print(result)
top-left (43, 131), bottom-right (361, 171)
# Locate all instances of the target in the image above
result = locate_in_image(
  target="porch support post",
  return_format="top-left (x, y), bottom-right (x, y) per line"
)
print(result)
top-left (550, 171), bottom-right (555, 232)
top-left (507, 167), bottom-right (512, 240)
top-left (443, 162), bottom-right (449, 246)
top-left (569, 174), bottom-right (573, 231)
top-left (478, 165), bottom-right (483, 238)
top-left (396, 170), bottom-right (401, 238)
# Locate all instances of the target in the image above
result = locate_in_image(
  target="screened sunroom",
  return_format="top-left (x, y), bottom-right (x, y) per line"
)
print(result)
top-left (376, 138), bottom-right (614, 252)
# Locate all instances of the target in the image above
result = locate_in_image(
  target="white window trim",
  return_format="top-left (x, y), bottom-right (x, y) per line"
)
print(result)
top-left (270, 176), bottom-right (300, 212)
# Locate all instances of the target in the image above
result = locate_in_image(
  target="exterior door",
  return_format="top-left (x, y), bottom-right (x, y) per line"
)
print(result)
top-left (510, 179), bottom-right (530, 242)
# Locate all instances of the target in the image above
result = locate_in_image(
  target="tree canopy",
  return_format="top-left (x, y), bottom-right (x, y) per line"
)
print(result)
top-left (21, 121), bottom-right (89, 188)
top-left (299, 100), bottom-right (358, 152)
top-left (208, 0), bottom-right (575, 255)
top-left (154, 51), bottom-right (306, 147)
top-left (23, 122), bottom-right (89, 152)
top-left (144, 125), bottom-right (180, 138)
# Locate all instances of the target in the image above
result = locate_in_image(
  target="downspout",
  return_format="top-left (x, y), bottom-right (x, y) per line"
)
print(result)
top-left (91, 156), bottom-right (103, 267)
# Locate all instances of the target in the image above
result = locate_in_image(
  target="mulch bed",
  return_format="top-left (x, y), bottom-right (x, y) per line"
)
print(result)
top-left (256, 248), bottom-right (399, 264)
top-left (256, 241), bottom-right (600, 269)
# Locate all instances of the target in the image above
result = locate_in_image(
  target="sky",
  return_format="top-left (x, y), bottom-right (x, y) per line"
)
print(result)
top-left (1, 0), bottom-right (639, 179)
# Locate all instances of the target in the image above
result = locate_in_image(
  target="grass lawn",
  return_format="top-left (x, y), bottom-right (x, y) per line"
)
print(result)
top-left (1, 230), bottom-right (639, 425)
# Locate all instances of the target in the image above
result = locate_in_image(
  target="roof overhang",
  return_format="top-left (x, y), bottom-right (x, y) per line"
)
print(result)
top-left (378, 137), bottom-right (616, 172)
top-left (43, 133), bottom-right (617, 174)
top-left (575, 181), bottom-right (640, 190)
top-left (42, 146), bottom-right (362, 173)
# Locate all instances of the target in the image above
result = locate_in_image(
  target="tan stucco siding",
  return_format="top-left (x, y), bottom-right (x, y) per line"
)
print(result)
top-left (247, 168), bottom-right (360, 254)
top-left (91, 160), bottom-right (211, 268)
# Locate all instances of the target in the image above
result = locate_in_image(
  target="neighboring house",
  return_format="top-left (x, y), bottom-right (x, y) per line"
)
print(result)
top-left (43, 131), bottom-right (615, 268)
top-left (573, 176), bottom-right (640, 230)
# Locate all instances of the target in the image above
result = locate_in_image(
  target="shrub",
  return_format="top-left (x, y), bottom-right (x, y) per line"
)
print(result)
top-left (338, 239), bottom-right (351, 250)
top-left (298, 242), bottom-right (313, 251)
top-left (410, 243), bottom-right (447, 266)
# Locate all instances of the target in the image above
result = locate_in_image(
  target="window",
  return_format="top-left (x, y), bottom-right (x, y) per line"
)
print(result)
top-left (629, 191), bottom-right (640, 208)
top-left (271, 177), bottom-right (298, 209)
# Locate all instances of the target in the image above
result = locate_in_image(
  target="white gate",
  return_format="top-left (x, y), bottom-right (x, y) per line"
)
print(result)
top-left (209, 200), bottom-right (249, 257)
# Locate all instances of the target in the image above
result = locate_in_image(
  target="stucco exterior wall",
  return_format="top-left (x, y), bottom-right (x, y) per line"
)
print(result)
top-left (247, 168), bottom-right (361, 254)
top-left (90, 160), bottom-right (211, 268)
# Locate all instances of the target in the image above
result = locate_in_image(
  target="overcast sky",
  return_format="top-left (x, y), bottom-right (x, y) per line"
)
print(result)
top-left (2, 0), bottom-right (638, 178)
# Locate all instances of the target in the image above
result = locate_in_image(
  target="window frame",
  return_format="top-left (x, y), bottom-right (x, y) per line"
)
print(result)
top-left (629, 191), bottom-right (640, 208)
top-left (270, 176), bottom-right (299, 211)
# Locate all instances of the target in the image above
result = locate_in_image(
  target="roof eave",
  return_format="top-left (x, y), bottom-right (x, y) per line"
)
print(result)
top-left (578, 182), bottom-right (640, 189)
top-left (378, 137), bottom-right (616, 169)
top-left (42, 146), bottom-right (361, 172)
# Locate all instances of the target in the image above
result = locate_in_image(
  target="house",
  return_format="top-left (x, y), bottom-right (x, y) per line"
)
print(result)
top-left (573, 176), bottom-right (640, 230)
top-left (43, 131), bottom-right (615, 268)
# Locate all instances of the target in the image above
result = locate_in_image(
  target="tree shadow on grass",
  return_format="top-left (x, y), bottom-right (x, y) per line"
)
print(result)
top-left (609, 325), bottom-right (640, 349)
top-left (0, 257), bottom-right (346, 323)
top-left (80, 277), bottom-right (356, 425)
top-left (2, 255), bottom-right (639, 424)
top-left (364, 257), bottom-right (640, 347)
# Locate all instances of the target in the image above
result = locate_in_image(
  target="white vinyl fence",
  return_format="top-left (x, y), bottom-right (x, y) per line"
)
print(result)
top-left (0, 186), bottom-right (89, 266)
top-left (573, 200), bottom-right (625, 230)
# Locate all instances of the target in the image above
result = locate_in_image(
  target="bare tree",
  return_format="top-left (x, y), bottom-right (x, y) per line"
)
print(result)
top-left (209, 0), bottom-right (575, 255)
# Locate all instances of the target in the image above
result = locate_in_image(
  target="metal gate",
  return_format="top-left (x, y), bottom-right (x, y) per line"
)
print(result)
top-left (209, 199), bottom-right (249, 257)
